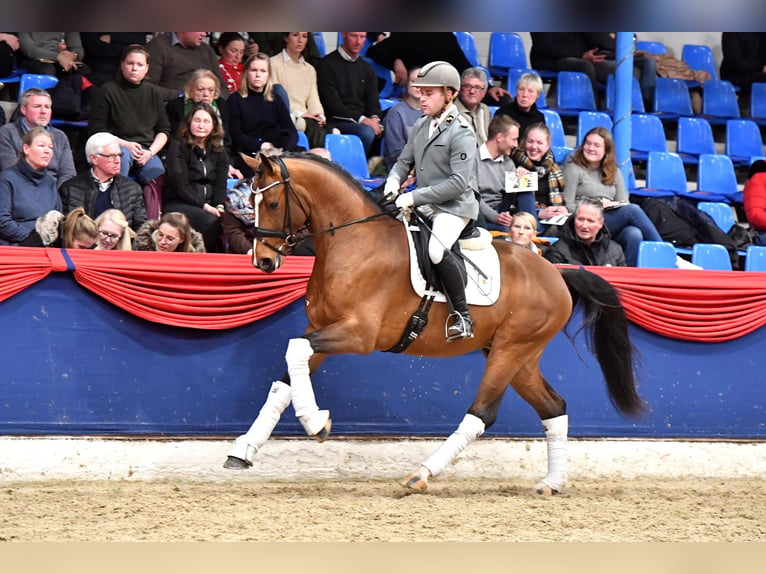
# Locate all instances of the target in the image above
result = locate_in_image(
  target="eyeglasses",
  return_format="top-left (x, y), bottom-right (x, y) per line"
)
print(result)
top-left (97, 153), bottom-right (121, 161)
top-left (98, 229), bottom-right (121, 241)
top-left (461, 84), bottom-right (485, 92)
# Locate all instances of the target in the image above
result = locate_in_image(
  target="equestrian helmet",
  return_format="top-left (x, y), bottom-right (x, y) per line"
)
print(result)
top-left (412, 61), bottom-right (461, 91)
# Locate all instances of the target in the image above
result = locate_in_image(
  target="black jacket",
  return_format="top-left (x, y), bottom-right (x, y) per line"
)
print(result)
top-left (59, 172), bottom-right (148, 230)
top-left (163, 138), bottom-right (228, 209)
top-left (544, 214), bottom-right (626, 266)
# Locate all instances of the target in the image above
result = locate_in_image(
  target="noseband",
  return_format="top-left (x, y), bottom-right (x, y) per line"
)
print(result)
top-left (251, 155), bottom-right (310, 256)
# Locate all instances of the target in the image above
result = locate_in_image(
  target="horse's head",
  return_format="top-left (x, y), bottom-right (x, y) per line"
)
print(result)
top-left (243, 153), bottom-right (310, 273)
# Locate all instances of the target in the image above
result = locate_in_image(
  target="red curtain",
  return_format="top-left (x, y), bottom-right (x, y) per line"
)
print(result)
top-left (2, 247), bottom-right (766, 341)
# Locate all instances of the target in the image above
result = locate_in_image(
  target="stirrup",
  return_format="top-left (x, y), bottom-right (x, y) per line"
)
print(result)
top-left (445, 311), bottom-right (474, 341)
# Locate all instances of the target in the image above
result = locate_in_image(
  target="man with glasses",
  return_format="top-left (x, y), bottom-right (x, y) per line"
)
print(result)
top-left (59, 132), bottom-right (148, 231)
top-left (455, 67), bottom-right (492, 145)
top-left (0, 88), bottom-right (76, 187)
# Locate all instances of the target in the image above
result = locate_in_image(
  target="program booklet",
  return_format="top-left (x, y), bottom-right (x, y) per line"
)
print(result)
top-left (505, 170), bottom-right (538, 193)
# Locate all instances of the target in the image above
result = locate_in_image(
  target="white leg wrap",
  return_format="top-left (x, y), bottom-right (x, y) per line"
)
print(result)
top-left (228, 381), bottom-right (292, 462)
top-left (422, 413), bottom-right (485, 478)
top-left (541, 414), bottom-right (569, 492)
top-left (285, 337), bottom-right (329, 436)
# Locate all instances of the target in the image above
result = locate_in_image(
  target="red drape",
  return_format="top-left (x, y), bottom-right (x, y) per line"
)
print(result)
top-left (2, 247), bottom-right (766, 342)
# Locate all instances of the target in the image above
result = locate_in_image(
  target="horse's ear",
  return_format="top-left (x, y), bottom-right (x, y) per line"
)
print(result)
top-left (241, 152), bottom-right (267, 173)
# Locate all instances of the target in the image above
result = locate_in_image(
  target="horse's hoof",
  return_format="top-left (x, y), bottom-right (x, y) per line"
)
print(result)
top-left (400, 467), bottom-right (429, 492)
top-left (313, 417), bottom-right (332, 443)
top-left (223, 456), bottom-right (251, 469)
top-left (533, 481), bottom-right (560, 496)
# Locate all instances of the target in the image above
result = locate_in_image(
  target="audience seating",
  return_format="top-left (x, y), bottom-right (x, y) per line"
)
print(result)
top-left (553, 71), bottom-right (597, 117)
top-left (748, 82), bottom-right (766, 126)
top-left (19, 73), bottom-right (88, 129)
top-left (636, 41), bottom-right (667, 55)
top-left (725, 118), bottom-right (765, 166)
top-left (630, 113), bottom-right (668, 163)
top-left (697, 201), bottom-right (736, 233)
top-left (505, 68), bottom-right (547, 108)
top-left (745, 244), bottom-right (766, 271)
top-left (297, 130), bottom-right (309, 150)
top-left (632, 150), bottom-right (687, 197)
top-left (681, 44), bottom-right (718, 81)
top-left (652, 77), bottom-right (694, 123)
top-left (540, 108), bottom-right (574, 161)
top-left (576, 110), bottom-right (613, 145)
top-left (699, 80), bottom-right (740, 125)
top-left (312, 33), bottom-right (326, 57)
top-left (637, 240), bottom-right (677, 268)
top-left (455, 32), bottom-right (481, 67)
top-left (696, 154), bottom-right (741, 203)
top-left (323, 133), bottom-right (384, 189)
top-left (675, 116), bottom-right (716, 165)
top-left (487, 32), bottom-right (527, 80)
top-left (605, 74), bottom-right (644, 114)
top-left (691, 242), bottom-right (732, 270)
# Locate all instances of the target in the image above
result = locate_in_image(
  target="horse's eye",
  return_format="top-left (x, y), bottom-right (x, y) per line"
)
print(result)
top-left (268, 202), bottom-right (279, 209)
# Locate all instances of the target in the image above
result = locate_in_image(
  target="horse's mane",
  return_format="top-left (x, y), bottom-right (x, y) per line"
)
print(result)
top-left (281, 152), bottom-right (384, 213)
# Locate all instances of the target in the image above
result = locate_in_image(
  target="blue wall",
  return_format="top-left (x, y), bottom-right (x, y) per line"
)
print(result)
top-left (1, 274), bottom-right (764, 438)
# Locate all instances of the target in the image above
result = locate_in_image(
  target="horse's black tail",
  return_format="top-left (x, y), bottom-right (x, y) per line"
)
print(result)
top-left (560, 267), bottom-right (647, 418)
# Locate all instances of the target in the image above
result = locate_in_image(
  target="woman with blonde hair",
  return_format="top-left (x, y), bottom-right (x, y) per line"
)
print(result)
top-left (508, 211), bottom-right (543, 255)
top-left (95, 208), bottom-right (134, 250)
top-left (227, 52), bottom-right (300, 175)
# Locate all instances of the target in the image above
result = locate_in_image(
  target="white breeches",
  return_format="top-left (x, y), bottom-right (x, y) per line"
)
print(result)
top-left (428, 208), bottom-right (470, 264)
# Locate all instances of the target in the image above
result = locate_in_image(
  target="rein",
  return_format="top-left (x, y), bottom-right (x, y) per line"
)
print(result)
top-left (251, 156), bottom-right (392, 254)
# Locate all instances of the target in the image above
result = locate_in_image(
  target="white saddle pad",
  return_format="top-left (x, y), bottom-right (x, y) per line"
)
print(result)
top-left (403, 220), bottom-right (501, 306)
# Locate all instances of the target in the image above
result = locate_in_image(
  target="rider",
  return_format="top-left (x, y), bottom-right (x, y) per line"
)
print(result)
top-left (384, 61), bottom-right (479, 341)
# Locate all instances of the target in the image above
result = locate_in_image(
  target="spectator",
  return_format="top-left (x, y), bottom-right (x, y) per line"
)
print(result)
top-left (508, 211), bottom-right (543, 255)
top-left (720, 32), bottom-right (766, 110)
top-left (382, 66), bottom-right (422, 170)
top-left (530, 33), bottom-right (616, 108)
top-left (316, 32), bottom-right (383, 157)
top-left (216, 32), bottom-right (246, 94)
top-left (221, 180), bottom-right (255, 255)
top-left (0, 127), bottom-right (62, 245)
top-left (455, 67), bottom-right (492, 145)
top-left (562, 126), bottom-right (663, 266)
top-left (544, 197), bottom-right (626, 266)
top-left (20, 205), bottom-right (98, 249)
top-left (17, 32), bottom-right (90, 77)
top-left (228, 52), bottom-right (301, 176)
top-left (474, 114), bottom-right (535, 231)
top-left (144, 33), bottom-right (226, 101)
top-left (0, 33), bottom-right (19, 78)
top-left (0, 88), bottom-right (76, 187)
top-left (88, 44), bottom-right (170, 187)
top-left (495, 72), bottom-right (546, 138)
top-left (248, 32), bottom-right (323, 67)
top-left (743, 159), bottom-right (766, 245)
top-left (270, 32), bottom-right (330, 149)
top-left (81, 33), bottom-right (149, 87)
top-left (134, 211), bottom-right (205, 252)
top-left (58, 131), bottom-right (148, 231)
top-left (384, 61), bottom-right (478, 341)
top-left (163, 101), bottom-right (229, 253)
top-left (510, 123), bottom-right (567, 229)
top-left (94, 208), bottom-right (134, 250)
top-left (365, 32), bottom-right (510, 105)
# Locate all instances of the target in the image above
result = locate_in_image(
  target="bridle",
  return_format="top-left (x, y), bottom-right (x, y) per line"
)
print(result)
top-left (250, 155), bottom-right (393, 257)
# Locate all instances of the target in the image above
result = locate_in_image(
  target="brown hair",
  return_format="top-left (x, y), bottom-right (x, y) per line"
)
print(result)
top-left (178, 101), bottom-right (225, 153)
top-left (572, 126), bottom-right (617, 185)
top-left (62, 207), bottom-right (98, 249)
top-left (157, 211), bottom-right (195, 252)
top-left (121, 44), bottom-right (150, 63)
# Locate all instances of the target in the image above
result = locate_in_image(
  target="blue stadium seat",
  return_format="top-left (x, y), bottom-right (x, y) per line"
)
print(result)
top-left (726, 119), bottom-right (765, 166)
top-left (681, 44), bottom-right (718, 81)
top-left (636, 41), bottom-right (667, 55)
top-left (577, 111), bottom-right (613, 146)
top-left (605, 74), bottom-right (644, 113)
top-left (652, 77), bottom-right (694, 122)
top-left (695, 154), bottom-right (741, 203)
top-left (297, 130), bottom-right (309, 150)
top-left (455, 32), bottom-right (480, 67)
top-left (630, 113), bottom-right (667, 163)
top-left (676, 116), bottom-right (716, 165)
top-left (487, 32), bottom-right (527, 79)
top-left (697, 201), bottom-right (736, 233)
top-left (632, 150), bottom-right (687, 197)
top-left (637, 240), bottom-right (677, 268)
top-left (745, 244), bottom-right (766, 271)
top-left (691, 243), bottom-right (732, 270)
top-left (749, 82), bottom-right (766, 126)
top-left (554, 71), bottom-right (597, 117)
top-left (323, 133), bottom-right (384, 189)
top-left (19, 73), bottom-right (88, 129)
top-left (540, 108), bottom-right (568, 149)
top-left (700, 80), bottom-right (740, 125)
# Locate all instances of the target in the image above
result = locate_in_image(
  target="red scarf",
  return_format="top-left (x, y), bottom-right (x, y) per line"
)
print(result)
top-left (218, 58), bottom-right (243, 94)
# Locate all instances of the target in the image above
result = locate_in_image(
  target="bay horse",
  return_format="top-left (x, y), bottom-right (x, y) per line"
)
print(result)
top-left (224, 152), bottom-right (645, 494)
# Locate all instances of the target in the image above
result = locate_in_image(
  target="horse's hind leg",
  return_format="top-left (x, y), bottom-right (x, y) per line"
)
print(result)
top-left (508, 363), bottom-right (568, 495)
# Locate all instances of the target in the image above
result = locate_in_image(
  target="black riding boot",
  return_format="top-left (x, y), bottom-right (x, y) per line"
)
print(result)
top-left (434, 252), bottom-right (474, 341)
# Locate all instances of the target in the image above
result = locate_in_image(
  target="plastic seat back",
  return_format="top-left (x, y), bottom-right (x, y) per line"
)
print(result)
top-left (540, 108), bottom-right (567, 148)
top-left (745, 245), bottom-right (766, 271)
top-left (555, 71), bottom-right (597, 115)
top-left (488, 32), bottom-right (527, 77)
top-left (750, 82), bottom-right (766, 119)
top-left (682, 44), bottom-right (718, 81)
top-left (630, 113), bottom-right (668, 161)
top-left (646, 151), bottom-right (688, 194)
top-left (577, 111), bottom-right (613, 145)
top-left (691, 243), bottom-right (732, 270)
top-left (637, 240), bottom-right (677, 268)
top-left (696, 155), bottom-right (739, 199)
top-left (701, 80), bottom-right (740, 122)
top-left (455, 32), bottom-right (480, 67)
top-left (324, 133), bottom-right (370, 179)
top-left (653, 77), bottom-right (694, 119)
top-left (676, 116), bottom-right (715, 163)
top-left (697, 200), bottom-right (736, 233)
top-left (636, 41), bottom-right (667, 55)
top-left (605, 74), bottom-right (644, 112)
top-left (726, 119), bottom-right (765, 165)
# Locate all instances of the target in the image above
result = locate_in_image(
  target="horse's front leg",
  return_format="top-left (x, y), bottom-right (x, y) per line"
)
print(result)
top-left (285, 337), bottom-right (332, 438)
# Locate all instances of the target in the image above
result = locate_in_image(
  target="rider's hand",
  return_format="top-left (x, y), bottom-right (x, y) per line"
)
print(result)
top-left (384, 178), bottom-right (400, 200)
top-left (395, 192), bottom-right (414, 212)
